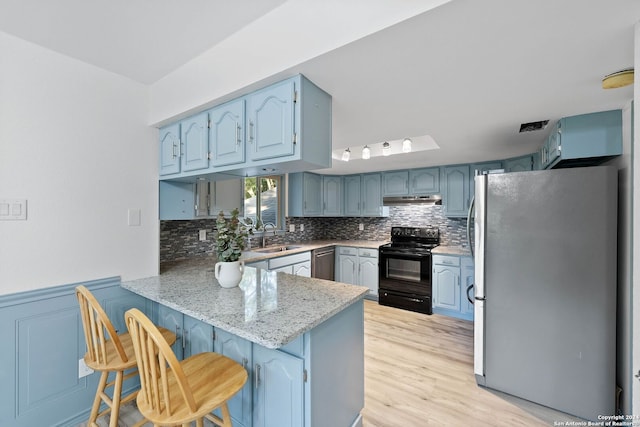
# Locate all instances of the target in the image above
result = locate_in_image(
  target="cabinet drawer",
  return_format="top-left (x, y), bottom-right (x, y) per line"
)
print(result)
top-left (433, 255), bottom-right (460, 267)
top-left (358, 248), bottom-right (378, 258)
top-left (337, 246), bottom-right (358, 256)
top-left (268, 252), bottom-right (311, 270)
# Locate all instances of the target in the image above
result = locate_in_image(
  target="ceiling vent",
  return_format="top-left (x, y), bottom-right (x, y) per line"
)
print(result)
top-left (519, 120), bottom-right (549, 133)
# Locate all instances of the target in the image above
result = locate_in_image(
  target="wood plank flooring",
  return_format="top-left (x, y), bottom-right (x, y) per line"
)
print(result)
top-left (361, 299), bottom-right (583, 427)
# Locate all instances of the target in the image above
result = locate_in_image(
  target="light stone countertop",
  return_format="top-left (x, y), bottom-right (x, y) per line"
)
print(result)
top-left (121, 256), bottom-right (369, 349)
top-left (431, 246), bottom-right (472, 256)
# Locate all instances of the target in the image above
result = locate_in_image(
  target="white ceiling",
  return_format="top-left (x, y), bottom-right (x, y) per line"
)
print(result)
top-left (1, 0), bottom-right (637, 175)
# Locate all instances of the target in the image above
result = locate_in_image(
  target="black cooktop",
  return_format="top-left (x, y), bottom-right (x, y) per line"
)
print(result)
top-left (380, 226), bottom-right (440, 254)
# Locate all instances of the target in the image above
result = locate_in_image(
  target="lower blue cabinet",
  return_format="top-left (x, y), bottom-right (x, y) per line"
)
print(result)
top-left (214, 329), bottom-right (253, 427)
top-left (253, 345), bottom-right (304, 427)
top-left (432, 254), bottom-right (474, 321)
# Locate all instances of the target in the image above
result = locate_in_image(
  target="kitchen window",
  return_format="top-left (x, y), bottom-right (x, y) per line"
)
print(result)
top-left (244, 175), bottom-right (283, 229)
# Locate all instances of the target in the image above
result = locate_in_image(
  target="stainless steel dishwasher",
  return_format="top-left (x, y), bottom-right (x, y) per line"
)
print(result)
top-left (311, 246), bottom-right (335, 280)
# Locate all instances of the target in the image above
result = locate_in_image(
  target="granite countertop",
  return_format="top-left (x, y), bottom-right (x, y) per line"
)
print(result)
top-left (122, 257), bottom-right (369, 349)
top-left (431, 246), bottom-right (472, 256)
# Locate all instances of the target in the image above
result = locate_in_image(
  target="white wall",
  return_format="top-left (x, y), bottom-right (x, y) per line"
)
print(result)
top-left (0, 32), bottom-right (158, 295)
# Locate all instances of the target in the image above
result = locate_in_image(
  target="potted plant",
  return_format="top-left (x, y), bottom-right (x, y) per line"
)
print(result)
top-left (214, 208), bottom-right (252, 288)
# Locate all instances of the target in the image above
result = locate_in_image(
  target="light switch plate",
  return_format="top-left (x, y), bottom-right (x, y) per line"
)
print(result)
top-left (0, 199), bottom-right (27, 220)
top-left (300, 224), bottom-right (304, 232)
top-left (289, 224), bottom-right (295, 232)
top-left (127, 208), bottom-right (141, 226)
top-left (199, 229), bottom-right (207, 241)
top-left (359, 223), bottom-right (364, 231)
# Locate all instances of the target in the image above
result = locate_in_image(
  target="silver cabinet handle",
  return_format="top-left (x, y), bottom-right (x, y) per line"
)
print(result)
top-left (172, 142), bottom-right (178, 159)
top-left (236, 123), bottom-right (241, 145)
top-left (255, 364), bottom-right (261, 389)
top-left (182, 330), bottom-right (188, 350)
top-left (242, 357), bottom-right (248, 370)
top-left (249, 121), bottom-right (254, 143)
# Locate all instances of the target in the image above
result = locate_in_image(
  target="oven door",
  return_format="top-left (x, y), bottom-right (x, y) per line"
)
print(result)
top-left (378, 250), bottom-right (431, 296)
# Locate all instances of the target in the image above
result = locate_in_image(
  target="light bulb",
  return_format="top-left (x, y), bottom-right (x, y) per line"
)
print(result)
top-left (402, 138), bottom-right (412, 153)
top-left (382, 142), bottom-right (390, 156)
top-left (362, 145), bottom-right (371, 160)
top-left (342, 148), bottom-right (351, 162)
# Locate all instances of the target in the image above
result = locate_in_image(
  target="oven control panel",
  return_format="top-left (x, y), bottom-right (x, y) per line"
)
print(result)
top-left (391, 227), bottom-right (439, 239)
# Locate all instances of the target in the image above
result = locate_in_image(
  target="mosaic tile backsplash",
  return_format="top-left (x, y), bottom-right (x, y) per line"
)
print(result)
top-left (160, 205), bottom-right (469, 262)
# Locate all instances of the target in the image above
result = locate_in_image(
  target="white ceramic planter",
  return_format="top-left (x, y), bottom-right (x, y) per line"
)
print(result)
top-left (214, 260), bottom-right (244, 288)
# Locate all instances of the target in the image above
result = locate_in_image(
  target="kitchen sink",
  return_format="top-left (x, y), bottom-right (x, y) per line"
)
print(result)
top-left (253, 245), bottom-right (302, 254)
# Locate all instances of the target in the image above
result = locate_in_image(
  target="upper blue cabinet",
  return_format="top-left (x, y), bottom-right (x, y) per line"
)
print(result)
top-left (209, 98), bottom-right (245, 167)
top-left (540, 109), bottom-right (622, 169)
top-left (247, 79), bottom-right (296, 161)
top-left (159, 123), bottom-right (181, 175)
top-left (159, 74), bottom-right (332, 182)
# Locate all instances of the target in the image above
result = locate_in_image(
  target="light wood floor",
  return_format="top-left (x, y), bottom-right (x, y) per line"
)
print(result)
top-left (361, 299), bottom-right (583, 427)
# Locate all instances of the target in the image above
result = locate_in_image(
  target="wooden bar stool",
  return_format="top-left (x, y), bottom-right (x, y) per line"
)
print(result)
top-left (76, 285), bottom-right (176, 427)
top-left (125, 308), bottom-right (248, 427)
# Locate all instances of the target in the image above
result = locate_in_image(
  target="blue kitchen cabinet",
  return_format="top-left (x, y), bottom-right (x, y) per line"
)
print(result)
top-left (540, 109), bottom-right (622, 169)
top-left (209, 98), bottom-right (246, 167)
top-left (409, 167), bottom-right (440, 194)
top-left (288, 172), bottom-right (322, 217)
top-left (157, 305), bottom-right (213, 359)
top-left (433, 263), bottom-right (460, 312)
top-left (247, 79), bottom-right (296, 161)
top-left (159, 123), bottom-right (181, 175)
top-left (180, 112), bottom-right (210, 172)
top-left (361, 173), bottom-right (386, 217)
top-left (504, 155), bottom-right (534, 172)
top-left (382, 170), bottom-right (409, 196)
top-left (322, 175), bottom-right (343, 216)
top-left (214, 329), bottom-right (253, 427)
top-left (343, 175), bottom-right (362, 217)
top-left (159, 181), bottom-right (195, 220)
top-left (335, 247), bottom-right (378, 298)
top-left (442, 165), bottom-right (470, 217)
top-left (253, 345), bottom-right (304, 427)
top-left (433, 254), bottom-right (474, 321)
top-left (336, 247), bottom-right (358, 285)
top-left (342, 173), bottom-right (388, 217)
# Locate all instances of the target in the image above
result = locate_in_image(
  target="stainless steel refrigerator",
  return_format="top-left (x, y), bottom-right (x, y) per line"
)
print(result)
top-left (473, 166), bottom-right (617, 421)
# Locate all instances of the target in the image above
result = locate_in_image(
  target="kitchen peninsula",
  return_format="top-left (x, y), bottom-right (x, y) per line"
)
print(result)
top-left (121, 257), bottom-right (368, 427)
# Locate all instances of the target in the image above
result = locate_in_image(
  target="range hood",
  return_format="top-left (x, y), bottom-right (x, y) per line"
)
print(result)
top-left (383, 195), bottom-right (442, 206)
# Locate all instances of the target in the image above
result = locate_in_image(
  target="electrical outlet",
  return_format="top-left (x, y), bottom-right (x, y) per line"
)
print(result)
top-left (289, 224), bottom-right (296, 232)
top-left (300, 224), bottom-right (304, 232)
top-left (359, 223), bottom-right (364, 231)
top-left (199, 229), bottom-right (206, 241)
top-left (78, 358), bottom-right (94, 378)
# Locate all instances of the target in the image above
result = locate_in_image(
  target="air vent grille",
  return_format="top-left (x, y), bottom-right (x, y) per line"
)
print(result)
top-left (519, 120), bottom-right (549, 133)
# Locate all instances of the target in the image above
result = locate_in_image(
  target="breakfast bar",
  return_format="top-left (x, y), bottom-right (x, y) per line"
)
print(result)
top-left (121, 257), bottom-right (368, 427)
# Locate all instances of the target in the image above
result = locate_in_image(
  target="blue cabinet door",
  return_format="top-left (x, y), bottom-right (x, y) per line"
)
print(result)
top-left (337, 253), bottom-right (358, 285)
top-left (157, 305), bottom-right (184, 359)
top-left (180, 112), bottom-right (210, 172)
top-left (382, 171), bottom-right (408, 196)
top-left (209, 99), bottom-right (245, 167)
top-left (214, 329), bottom-right (252, 427)
top-left (409, 167), bottom-right (440, 194)
top-left (159, 123), bottom-right (181, 175)
top-left (159, 181), bottom-right (195, 220)
top-left (433, 264), bottom-right (460, 311)
top-left (442, 166), bottom-right (470, 217)
top-left (303, 173), bottom-right (322, 216)
top-left (322, 175), bottom-right (343, 216)
top-left (247, 79), bottom-right (296, 161)
top-left (253, 345), bottom-right (304, 427)
top-left (361, 173), bottom-right (382, 217)
top-left (343, 175), bottom-right (361, 216)
top-left (183, 315), bottom-right (213, 358)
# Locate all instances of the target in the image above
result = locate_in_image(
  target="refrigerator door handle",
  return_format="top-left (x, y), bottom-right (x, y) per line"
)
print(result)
top-left (473, 173), bottom-right (488, 382)
top-left (466, 284), bottom-right (475, 305)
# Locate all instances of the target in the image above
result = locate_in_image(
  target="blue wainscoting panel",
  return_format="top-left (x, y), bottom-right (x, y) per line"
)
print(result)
top-left (0, 277), bottom-right (158, 427)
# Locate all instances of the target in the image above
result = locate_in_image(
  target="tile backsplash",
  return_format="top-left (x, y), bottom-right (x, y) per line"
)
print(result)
top-left (160, 205), bottom-right (469, 262)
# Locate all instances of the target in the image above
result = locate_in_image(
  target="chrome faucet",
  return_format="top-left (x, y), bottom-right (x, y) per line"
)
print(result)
top-left (262, 222), bottom-right (277, 248)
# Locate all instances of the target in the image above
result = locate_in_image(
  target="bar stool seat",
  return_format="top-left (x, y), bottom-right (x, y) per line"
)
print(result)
top-left (125, 308), bottom-right (248, 427)
top-left (76, 285), bottom-right (176, 427)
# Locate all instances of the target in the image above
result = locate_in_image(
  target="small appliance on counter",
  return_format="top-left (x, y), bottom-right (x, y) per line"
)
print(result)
top-left (378, 226), bottom-right (439, 314)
